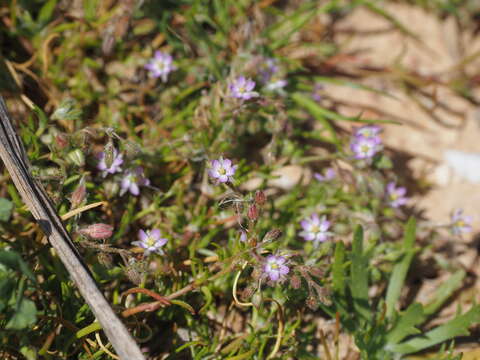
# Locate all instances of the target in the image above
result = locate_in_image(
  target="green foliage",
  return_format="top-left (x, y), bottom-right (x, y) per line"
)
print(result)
top-left (0, 250), bottom-right (37, 330)
top-left (0, 198), bottom-right (13, 222)
top-left (0, 0), bottom-right (477, 358)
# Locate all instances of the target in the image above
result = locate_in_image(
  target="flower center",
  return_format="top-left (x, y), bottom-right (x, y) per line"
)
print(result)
top-left (146, 236), bottom-right (156, 247)
top-left (270, 263), bottom-right (279, 270)
top-left (218, 167), bottom-right (227, 175)
top-left (238, 86), bottom-right (246, 93)
top-left (456, 220), bottom-right (465, 228)
top-left (311, 225), bottom-right (320, 234)
top-left (156, 61), bottom-right (166, 71)
top-left (360, 144), bottom-right (371, 153)
top-left (390, 193), bottom-right (398, 200)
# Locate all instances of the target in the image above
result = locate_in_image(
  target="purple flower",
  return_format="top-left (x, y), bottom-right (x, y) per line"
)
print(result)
top-left (314, 167), bottom-right (336, 182)
top-left (229, 76), bottom-right (258, 100)
top-left (209, 157), bottom-right (237, 184)
top-left (299, 214), bottom-right (333, 243)
top-left (350, 135), bottom-right (382, 159)
top-left (120, 167), bottom-right (150, 196)
top-left (263, 255), bottom-right (289, 282)
top-left (145, 51), bottom-right (176, 82)
top-left (132, 229), bottom-right (167, 255)
top-left (259, 58), bottom-right (279, 83)
top-left (354, 125), bottom-right (381, 139)
top-left (239, 230), bottom-right (248, 242)
top-left (386, 182), bottom-right (408, 208)
top-left (451, 209), bottom-right (472, 235)
top-left (97, 148), bottom-right (123, 177)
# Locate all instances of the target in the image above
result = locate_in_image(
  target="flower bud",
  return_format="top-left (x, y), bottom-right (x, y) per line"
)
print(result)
top-left (78, 223), bottom-right (114, 240)
top-left (308, 266), bottom-right (326, 278)
top-left (104, 140), bottom-right (115, 169)
top-left (70, 180), bottom-right (86, 208)
top-left (55, 133), bottom-right (69, 149)
top-left (98, 252), bottom-right (113, 268)
top-left (67, 149), bottom-right (85, 167)
top-left (262, 229), bottom-right (282, 243)
top-left (239, 230), bottom-right (247, 242)
top-left (247, 204), bottom-right (259, 221)
top-left (254, 190), bottom-right (266, 206)
top-left (125, 265), bottom-right (142, 285)
top-left (290, 274), bottom-right (301, 289)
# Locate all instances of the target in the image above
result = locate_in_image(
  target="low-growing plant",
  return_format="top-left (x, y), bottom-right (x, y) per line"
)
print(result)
top-left (1, 0), bottom-right (478, 359)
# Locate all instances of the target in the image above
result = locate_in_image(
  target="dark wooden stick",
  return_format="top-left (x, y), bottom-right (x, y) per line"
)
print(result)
top-left (0, 96), bottom-right (145, 360)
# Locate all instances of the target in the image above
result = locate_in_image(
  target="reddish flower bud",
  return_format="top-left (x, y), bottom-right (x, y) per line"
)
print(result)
top-left (79, 223), bottom-right (114, 240)
top-left (254, 190), bottom-right (266, 206)
top-left (247, 204), bottom-right (259, 221)
top-left (290, 274), bottom-right (301, 289)
top-left (70, 181), bottom-right (86, 208)
top-left (55, 133), bottom-right (69, 149)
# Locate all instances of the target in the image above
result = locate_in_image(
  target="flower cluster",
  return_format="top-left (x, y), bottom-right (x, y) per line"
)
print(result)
top-left (145, 51), bottom-right (176, 82)
top-left (350, 125), bottom-right (383, 160)
top-left (97, 146), bottom-right (150, 197)
top-left (259, 58), bottom-right (279, 83)
top-left (258, 57), bottom-right (287, 92)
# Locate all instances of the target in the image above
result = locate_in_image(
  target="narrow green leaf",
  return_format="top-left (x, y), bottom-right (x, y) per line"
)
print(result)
top-left (362, 1), bottom-right (423, 44)
top-left (76, 322), bottom-right (102, 338)
top-left (221, 335), bottom-right (247, 355)
top-left (386, 302), bottom-right (424, 345)
top-left (333, 241), bottom-right (346, 295)
top-left (226, 348), bottom-right (257, 360)
top-left (389, 305), bottom-right (480, 355)
top-left (38, 0), bottom-right (58, 25)
top-left (310, 76), bottom-right (398, 99)
top-left (424, 270), bottom-right (465, 317)
top-left (199, 286), bottom-right (213, 314)
top-left (83, 0), bottom-right (98, 22)
top-left (291, 93), bottom-right (340, 146)
top-left (291, 92), bottom-right (399, 125)
top-left (385, 217), bottom-right (416, 318)
top-left (350, 225), bottom-right (371, 322)
top-left (170, 299), bottom-right (196, 315)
